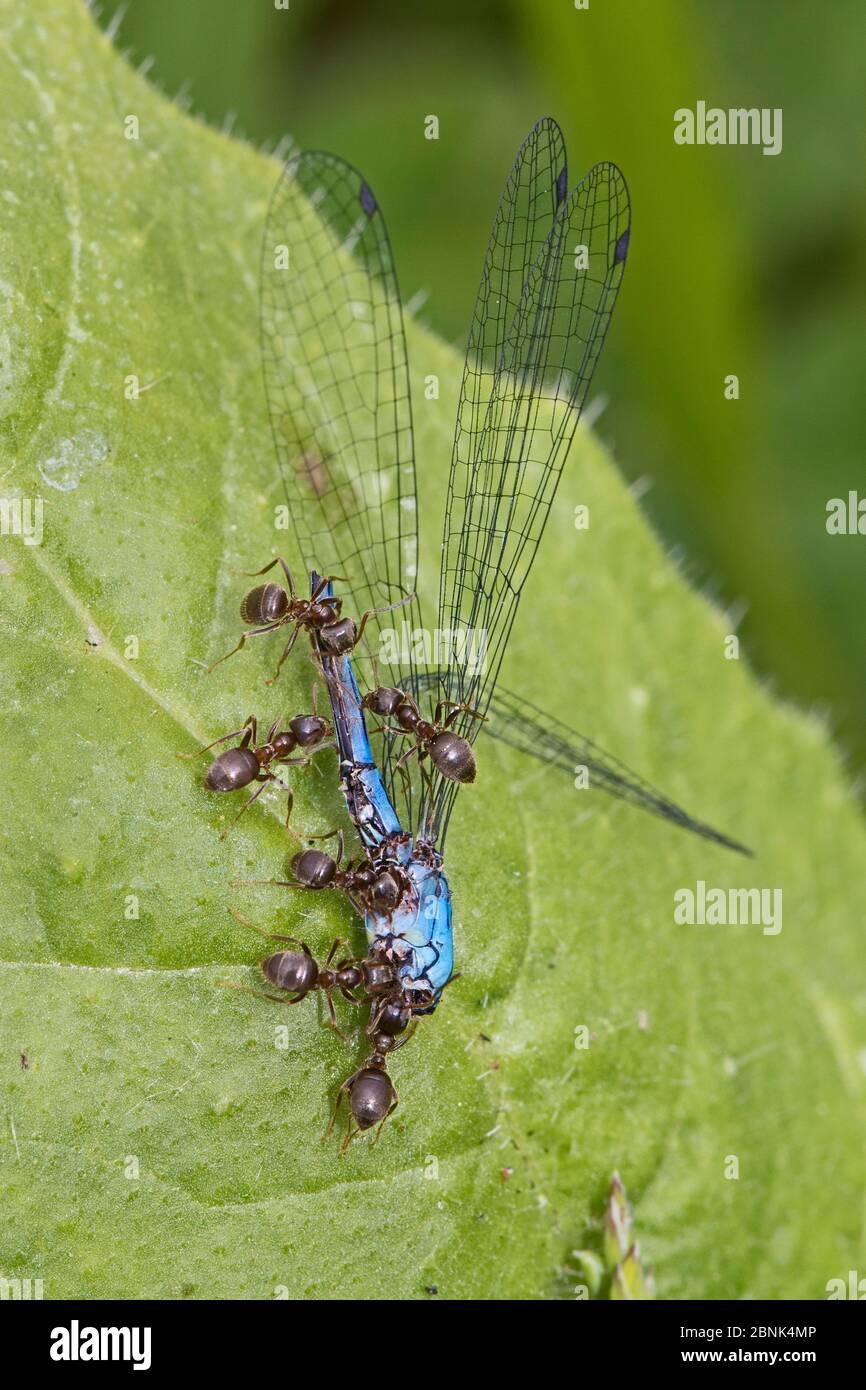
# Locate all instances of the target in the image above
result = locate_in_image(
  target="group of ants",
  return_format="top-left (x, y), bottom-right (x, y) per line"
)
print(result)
top-left (184, 559), bottom-right (478, 1151)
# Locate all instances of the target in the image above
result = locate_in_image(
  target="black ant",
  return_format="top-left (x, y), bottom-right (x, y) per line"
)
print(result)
top-left (220, 910), bottom-right (442, 1151)
top-left (362, 686), bottom-right (485, 785)
top-left (219, 908), bottom-right (385, 1036)
top-left (220, 908), bottom-right (430, 1045)
top-left (324, 981), bottom-right (438, 1153)
top-left (232, 827), bottom-right (411, 918)
top-left (324, 1030), bottom-right (404, 1152)
top-left (207, 559), bottom-right (409, 683)
top-left (179, 711), bottom-right (333, 837)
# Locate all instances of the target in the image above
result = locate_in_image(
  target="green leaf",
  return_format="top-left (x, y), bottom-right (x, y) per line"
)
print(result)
top-left (2, 0), bottom-right (865, 1301)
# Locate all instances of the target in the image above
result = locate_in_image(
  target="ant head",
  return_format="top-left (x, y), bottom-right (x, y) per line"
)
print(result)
top-left (376, 998), bottom-right (412, 1036)
top-left (363, 686), bottom-right (403, 717)
top-left (318, 615), bottom-right (357, 654)
top-left (370, 870), bottom-right (401, 912)
top-left (289, 714), bottom-right (329, 746)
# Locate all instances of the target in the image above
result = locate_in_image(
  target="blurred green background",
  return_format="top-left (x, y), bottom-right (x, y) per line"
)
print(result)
top-left (102, 0), bottom-right (866, 785)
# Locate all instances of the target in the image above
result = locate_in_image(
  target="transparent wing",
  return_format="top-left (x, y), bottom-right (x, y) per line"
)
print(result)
top-left (408, 673), bottom-right (750, 856)
top-left (445, 117), bottom-right (568, 516)
top-left (420, 142), bottom-right (630, 843)
top-left (260, 151), bottom-right (422, 819)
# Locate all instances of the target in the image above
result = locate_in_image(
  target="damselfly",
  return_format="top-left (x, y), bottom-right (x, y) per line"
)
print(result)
top-left (250, 118), bottom-right (747, 1145)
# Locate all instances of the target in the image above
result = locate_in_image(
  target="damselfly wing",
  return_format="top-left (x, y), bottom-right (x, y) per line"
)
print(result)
top-left (261, 120), bottom-right (746, 862)
top-left (260, 151), bottom-right (422, 826)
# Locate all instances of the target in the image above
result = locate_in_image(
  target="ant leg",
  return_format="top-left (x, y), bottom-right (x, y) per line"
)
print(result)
top-left (396, 759), bottom-right (414, 812)
top-left (314, 572), bottom-right (353, 597)
top-left (305, 646), bottom-right (328, 685)
top-left (366, 997), bottom-right (388, 1035)
top-left (393, 742), bottom-right (420, 774)
top-left (323, 1074), bottom-right (357, 1143)
top-left (265, 624), bottom-right (300, 685)
top-left (304, 828), bottom-right (345, 867)
top-left (434, 699), bottom-right (455, 727)
top-left (282, 561), bottom-right (297, 597)
top-left (324, 992), bottom-right (348, 1042)
top-left (304, 827), bottom-right (341, 845)
top-left (369, 1096), bottom-right (399, 1149)
top-left (325, 938), bottom-right (347, 966)
top-left (219, 775), bottom-right (274, 839)
top-left (228, 907), bottom-right (310, 948)
top-left (370, 720), bottom-right (410, 739)
top-left (279, 740), bottom-right (337, 768)
top-left (232, 557), bottom-right (295, 597)
top-left (437, 971), bottom-right (461, 993)
top-left (353, 591), bottom-right (414, 648)
top-left (436, 699), bottom-right (487, 729)
top-left (418, 758), bottom-right (438, 822)
top-left (340, 1121), bottom-right (359, 1155)
top-left (231, 877), bottom-right (310, 891)
top-left (365, 633), bottom-right (382, 688)
top-left (177, 716), bottom-right (257, 760)
top-left (353, 609), bottom-right (375, 649)
top-left (388, 1021), bottom-right (418, 1052)
top-left (207, 625), bottom-right (282, 675)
